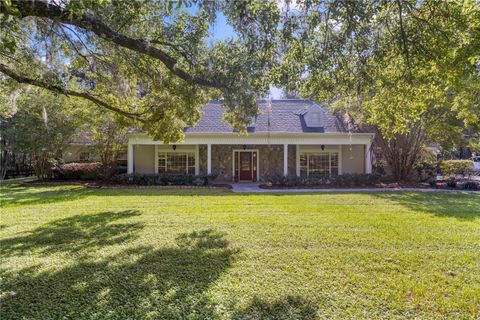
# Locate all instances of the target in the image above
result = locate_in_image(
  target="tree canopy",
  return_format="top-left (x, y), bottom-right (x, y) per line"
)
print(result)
top-left (0, 0), bottom-right (281, 141)
top-left (0, 0), bottom-right (479, 150)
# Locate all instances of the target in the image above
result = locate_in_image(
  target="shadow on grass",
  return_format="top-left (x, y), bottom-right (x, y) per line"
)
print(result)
top-left (1, 228), bottom-right (236, 319)
top-left (0, 210), bottom-right (144, 257)
top-left (233, 295), bottom-right (318, 320)
top-left (372, 192), bottom-right (480, 220)
top-left (1, 184), bottom-right (95, 207)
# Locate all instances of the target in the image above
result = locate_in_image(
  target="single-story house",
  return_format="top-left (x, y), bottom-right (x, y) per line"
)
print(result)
top-left (127, 99), bottom-right (374, 182)
top-left (63, 131), bottom-right (127, 164)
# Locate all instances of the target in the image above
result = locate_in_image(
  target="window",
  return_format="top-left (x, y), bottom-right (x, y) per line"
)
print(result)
top-left (309, 112), bottom-right (322, 125)
top-left (79, 152), bottom-right (89, 162)
top-left (300, 152), bottom-right (339, 177)
top-left (304, 108), bottom-right (325, 127)
top-left (158, 152), bottom-right (196, 174)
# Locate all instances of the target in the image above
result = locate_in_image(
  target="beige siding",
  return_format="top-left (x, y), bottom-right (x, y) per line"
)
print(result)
top-left (341, 145), bottom-right (365, 174)
top-left (63, 145), bottom-right (100, 162)
top-left (134, 145), bottom-right (156, 174)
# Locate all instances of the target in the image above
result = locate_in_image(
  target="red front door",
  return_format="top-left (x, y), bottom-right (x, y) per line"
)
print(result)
top-left (239, 152), bottom-right (253, 181)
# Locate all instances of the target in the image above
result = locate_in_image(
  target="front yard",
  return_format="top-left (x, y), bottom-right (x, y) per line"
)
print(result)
top-left (1, 183), bottom-right (479, 319)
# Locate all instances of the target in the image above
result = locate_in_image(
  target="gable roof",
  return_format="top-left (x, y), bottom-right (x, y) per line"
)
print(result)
top-left (183, 99), bottom-right (350, 134)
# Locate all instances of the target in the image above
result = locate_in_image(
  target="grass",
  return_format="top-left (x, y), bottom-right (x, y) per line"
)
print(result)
top-left (0, 182), bottom-right (479, 319)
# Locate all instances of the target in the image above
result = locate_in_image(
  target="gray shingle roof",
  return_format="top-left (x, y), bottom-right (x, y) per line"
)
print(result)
top-left (184, 99), bottom-right (349, 134)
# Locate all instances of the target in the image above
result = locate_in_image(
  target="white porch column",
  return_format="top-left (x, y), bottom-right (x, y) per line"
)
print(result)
top-left (366, 142), bottom-right (372, 174)
top-left (127, 142), bottom-right (134, 174)
top-left (207, 143), bottom-right (212, 174)
top-left (283, 144), bottom-right (288, 176)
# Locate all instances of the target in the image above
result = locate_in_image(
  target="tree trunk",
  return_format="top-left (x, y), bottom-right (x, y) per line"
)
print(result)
top-left (32, 152), bottom-right (52, 180)
top-left (0, 150), bottom-right (8, 180)
top-left (375, 127), bottom-right (426, 181)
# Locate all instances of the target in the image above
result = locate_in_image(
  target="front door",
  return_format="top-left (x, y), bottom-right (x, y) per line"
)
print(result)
top-left (239, 152), bottom-right (253, 181)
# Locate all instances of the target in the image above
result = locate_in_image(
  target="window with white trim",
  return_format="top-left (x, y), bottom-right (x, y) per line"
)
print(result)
top-left (300, 152), bottom-right (339, 177)
top-left (158, 152), bottom-right (196, 174)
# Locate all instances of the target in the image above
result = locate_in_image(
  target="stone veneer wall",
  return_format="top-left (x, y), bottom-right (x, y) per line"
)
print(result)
top-left (287, 145), bottom-right (296, 176)
top-left (198, 145), bottom-right (208, 175)
top-left (197, 144), bottom-right (296, 182)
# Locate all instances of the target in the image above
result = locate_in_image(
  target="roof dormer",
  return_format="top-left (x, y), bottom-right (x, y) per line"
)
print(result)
top-left (302, 104), bottom-right (325, 128)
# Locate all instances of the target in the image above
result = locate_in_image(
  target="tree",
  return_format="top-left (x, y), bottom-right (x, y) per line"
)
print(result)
top-left (88, 112), bottom-right (127, 177)
top-left (0, 0), bottom-right (281, 141)
top-left (1, 1), bottom-right (479, 180)
top-left (277, 0), bottom-right (480, 179)
top-left (1, 87), bottom-right (84, 179)
top-left (468, 135), bottom-right (480, 157)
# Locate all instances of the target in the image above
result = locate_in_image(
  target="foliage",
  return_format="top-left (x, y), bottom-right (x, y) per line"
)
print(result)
top-left (0, 0), bottom-right (281, 141)
top-left (1, 0), bottom-right (479, 180)
top-left (0, 88), bottom-right (85, 179)
top-left (281, 0), bottom-right (480, 137)
top-left (374, 129), bottom-right (424, 180)
top-left (428, 179), bottom-right (437, 188)
top-left (468, 136), bottom-right (480, 155)
top-left (463, 181), bottom-right (478, 190)
top-left (415, 154), bottom-right (438, 182)
top-left (278, 1), bottom-right (480, 180)
top-left (263, 173), bottom-right (383, 187)
top-left (52, 162), bottom-right (104, 180)
top-left (446, 178), bottom-right (457, 189)
top-left (87, 112), bottom-right (127, 176)
top-left (440, 160), bottom-right (473, 177)
top-left (109, 173), bottom-right (217, 186)
top-left (1, 184), bottom-right (479, 318)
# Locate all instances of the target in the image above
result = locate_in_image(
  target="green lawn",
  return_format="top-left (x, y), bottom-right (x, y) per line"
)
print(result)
top-left (1, 183), bottom-right (479, 319)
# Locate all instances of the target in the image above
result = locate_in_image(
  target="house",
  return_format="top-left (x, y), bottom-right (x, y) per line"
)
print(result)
top-left (127, 100), bottom-right (374, 182)
top-left (63, 131), bottom-right (100, 163)
top-left (63, 131), bottom-right (127, 166)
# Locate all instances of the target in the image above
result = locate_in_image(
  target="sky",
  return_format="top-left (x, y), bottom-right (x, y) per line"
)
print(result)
top-left (201, 10), bottom-right (285, 99)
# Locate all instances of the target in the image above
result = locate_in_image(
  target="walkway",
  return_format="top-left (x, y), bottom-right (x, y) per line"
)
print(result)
top-left (230, 183), bottom-right (480, 193)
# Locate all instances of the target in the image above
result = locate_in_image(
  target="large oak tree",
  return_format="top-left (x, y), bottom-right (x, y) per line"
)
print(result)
top-left (0, 0), bottom-right (281, 141)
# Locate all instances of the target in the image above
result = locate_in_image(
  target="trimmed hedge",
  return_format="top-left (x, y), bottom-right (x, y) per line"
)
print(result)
top-left (463, 181), bottom-right (478, 190)
top-left (52, 162), bottom-right (104, 180)
top-left (440, 160), bottom-right (473, 177)
top-left (264, 173), bottom-right (383, 187)
top-left (109, 173), bottom-right (217, 186)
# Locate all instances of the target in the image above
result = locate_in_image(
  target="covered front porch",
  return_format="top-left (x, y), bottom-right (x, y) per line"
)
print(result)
top-left (127, 134), bottom-right (373, 182)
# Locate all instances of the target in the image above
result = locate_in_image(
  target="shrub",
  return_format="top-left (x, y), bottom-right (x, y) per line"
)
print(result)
top-left (428, 179), bottom-right (437, 188)
top-left (263, 173), bottom-right (382, 187)
top-left (446, 178), bottom-right (457, 188)
top-left (52, 162), bottom-right (104, 180)
top-left (463, 181), bottom-right (478, 190)
top-left (440, 160), bottom-right (473, 177)
top-left (109, 173), bottom-right (217, 186)
top-left (415, 156), bottom-right (437, 181)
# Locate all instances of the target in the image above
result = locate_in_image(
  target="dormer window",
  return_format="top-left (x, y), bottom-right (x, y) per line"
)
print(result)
top-left (309, 112), bottom-right (322, 126)
top-left (303, 105), bottom-right (325, 128)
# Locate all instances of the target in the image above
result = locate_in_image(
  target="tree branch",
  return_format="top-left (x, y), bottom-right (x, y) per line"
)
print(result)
top-left (1, 0), bottom-right (222, 88)
top-left (0, 63), bottom-right (147, 122)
